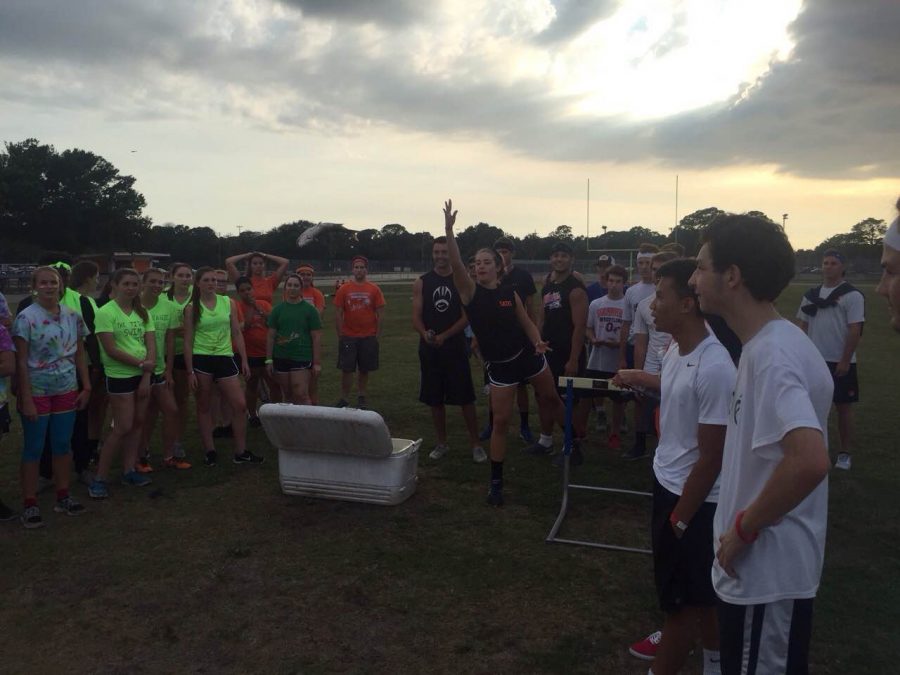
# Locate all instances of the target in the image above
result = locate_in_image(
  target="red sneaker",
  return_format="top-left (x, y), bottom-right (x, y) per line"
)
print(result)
top-left (628, 630), bottom-right (662, 660)
top-left (607, 433), bottom-right (621, 450)
top-left (136, 457), bottom-right (154, 473)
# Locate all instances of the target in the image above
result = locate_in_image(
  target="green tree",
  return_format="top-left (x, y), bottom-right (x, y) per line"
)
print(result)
top-left (849, 218), bottom-right (887, 246)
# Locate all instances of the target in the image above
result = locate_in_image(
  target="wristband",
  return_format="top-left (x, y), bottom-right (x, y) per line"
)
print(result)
top-left (669, 512), bottom-right (688, 533)
top-left (265, 358), bottom-right (274, 364)
top-left (735, 510), bottom-right (759, 543)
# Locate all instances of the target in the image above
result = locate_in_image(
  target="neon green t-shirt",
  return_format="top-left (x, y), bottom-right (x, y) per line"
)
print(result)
top-left (146, 297), bottom-right (177, 376)
top-left (95, 301), bottom-right (155, 378)
top-left (169, 289), bottom-right (192, 355)
top-left (268, 300), bottom-right (322, 361)
top-left (193, 294), bottom-right (233, 357)
top-left (60, 288), bottom-right (83, 315)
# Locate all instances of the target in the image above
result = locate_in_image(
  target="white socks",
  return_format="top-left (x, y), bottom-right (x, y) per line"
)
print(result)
top-left (538, 433), bottom-right (553, 447)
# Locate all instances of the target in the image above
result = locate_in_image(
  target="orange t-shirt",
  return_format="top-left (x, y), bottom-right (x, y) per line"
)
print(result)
top-left (250, 275), bottom-right (279, 304)
top-left (333, 281), bottom-right (385, 337)
top-left (302, 287), bottom-right (325, 312)
top-left (239, 299), bottom-right (272, 358)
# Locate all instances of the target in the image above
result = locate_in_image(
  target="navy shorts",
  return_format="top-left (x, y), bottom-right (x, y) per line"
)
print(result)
top-left (826, 362), bottom-right (859, 404)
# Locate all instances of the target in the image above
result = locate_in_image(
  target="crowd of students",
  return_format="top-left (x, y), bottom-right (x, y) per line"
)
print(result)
top-left (0, 253), bottom-right (335, 527)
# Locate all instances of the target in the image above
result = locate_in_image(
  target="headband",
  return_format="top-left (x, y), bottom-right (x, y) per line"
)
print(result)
top-left (636, 252), bottom-right (654, 261)
top-left (351, 255), bottom-right (368, 266)
top-left (296, 264), bottom-right (315, 274)
top-left (885, 217), bottom-right (900, 251)
top-left (52, 261), bottom-right (72, 271)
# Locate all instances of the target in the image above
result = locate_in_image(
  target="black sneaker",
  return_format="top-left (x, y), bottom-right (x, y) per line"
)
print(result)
top-left (523, 441), bottom-right (553, 456)
top-left (621, 445), bottom-right (648, 461)
top-left (204, 450), bottom-right (218, 467)
top-left (248, 415), bottom-right (262, 429)
top-left (334, 399), bottom-right (349, 408)
top-left (0, 499), bottom-right (16, 521)
top-left (486, 488), bottom-right (504, 507)
top-left (356, 396), bottom-right (367, 410)
top-left (21, 505), bottom-right (43, 529)
top-left (233, 450), bottom-right (265, 465)
top-left (54, 496), bottom-right (86, 517)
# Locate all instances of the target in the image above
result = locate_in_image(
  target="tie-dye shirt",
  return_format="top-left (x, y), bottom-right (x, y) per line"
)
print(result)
top-left (12, 303), bottom-right (87, 396)
top-left (0, 324), bottom-right (14, 406)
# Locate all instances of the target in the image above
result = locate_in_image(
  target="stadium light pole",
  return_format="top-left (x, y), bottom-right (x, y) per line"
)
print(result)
top-left (782, 213), bottom-right (789, 229)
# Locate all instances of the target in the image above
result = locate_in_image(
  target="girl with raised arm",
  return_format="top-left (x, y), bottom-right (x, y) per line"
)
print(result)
top-left (443, 199), bottom-right (564, 506)
top-left (183, 268), bottom-right (262, 467)
top-left (225, 251), bottom-right (290, 304)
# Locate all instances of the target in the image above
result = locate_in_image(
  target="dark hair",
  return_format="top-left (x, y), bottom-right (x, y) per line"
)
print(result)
top-left (660, 241), bottom-right (685, 256)
top-left (283, 273), bottom-right (303, 289)
top-left (701, 214), bottom-right (794, 302)
top-left (656, 258), bottom-right (701, 315)
top-left (190, 267), bottom-right (216, 327)
top-left (604, 264), bottom-right (628, 282)
top-left (110, 268), bottom-right (149, 323)
top-left (167, 262), bottom-right (193, 300)
top-left (70, 261), bottom-right (99, 289)
top-left (638, 242), bottom-right (659, 254)
top-left (651, 251), bottom-right (678, 266)
top-left (235, 275), bottom-right (252, 291)
top-left (493, 237), bottom-right (515, 252)
top-left (247, 253), bottom-right (266, 275)
top-left (433, 236), bottom-right (448, 245)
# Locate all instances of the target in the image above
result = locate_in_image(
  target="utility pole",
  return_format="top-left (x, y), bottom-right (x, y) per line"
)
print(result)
top-left (782, 213), bottom-right (789, 229)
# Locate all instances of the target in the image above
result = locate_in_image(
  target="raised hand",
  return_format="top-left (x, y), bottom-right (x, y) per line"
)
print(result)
top-left (443, 199), bottom-right (457, 230)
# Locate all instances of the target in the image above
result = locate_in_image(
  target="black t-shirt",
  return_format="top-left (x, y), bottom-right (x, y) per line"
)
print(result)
top-left (541, 273), bottom-right (586, 350)
top-left (419, 270), bottom-right (465, 351)
top-left (500, 266), bottom-right (536, 305)
top-left (463, 284), bottom-right (529, 362)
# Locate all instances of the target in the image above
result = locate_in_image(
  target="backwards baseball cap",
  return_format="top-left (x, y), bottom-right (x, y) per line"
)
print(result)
top-left (493, 237), bottom-right (515, 252)
top-left (351, 255), bottom-right (368, 266)
top-left (550, 241), bottom-right (573, 255)
top-left (595, 254), bottom-right (615, 267)
top-left (822, 249), bottom-right (845, 263)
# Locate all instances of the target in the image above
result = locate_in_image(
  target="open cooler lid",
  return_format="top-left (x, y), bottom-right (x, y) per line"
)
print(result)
top-left (259, 404), bottom-right (395, 458)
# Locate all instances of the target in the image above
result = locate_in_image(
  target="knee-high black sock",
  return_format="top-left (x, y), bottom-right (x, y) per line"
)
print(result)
top-left (519, 411), bottom-right (529, 428)
top-left (490, 460), bottom-right (503, 489)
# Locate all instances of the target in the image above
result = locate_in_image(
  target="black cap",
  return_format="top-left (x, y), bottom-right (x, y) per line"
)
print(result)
top-left (493, 237), bottom-right (515, 252)
top-left (550, 241), bottom-right (573, 255)
top-left (595, 254), bottom-right (615, 267)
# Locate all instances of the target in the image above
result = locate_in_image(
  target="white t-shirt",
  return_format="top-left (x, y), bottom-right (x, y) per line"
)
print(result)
top-left (632, 294), bottom-right (672, 374)
top-left (586, 295), bottom-right (626, 373)
top-left (653, 334), bottom-right (735, 502)
top-left (713, 319), bottom-right (833, 605)
top-left (623, 281), bottom-right (656, 344)
top-left (796, 284), bottom-right (865, 363)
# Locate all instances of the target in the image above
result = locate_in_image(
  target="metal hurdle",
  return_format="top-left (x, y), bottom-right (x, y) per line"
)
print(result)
top-left (545, 376), bottom-right (652, 555)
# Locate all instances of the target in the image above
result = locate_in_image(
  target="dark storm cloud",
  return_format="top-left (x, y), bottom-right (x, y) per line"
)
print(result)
top-left (0, 0), bottom-right (898, 179)
top-left (534, 0), bottom-right (621, 44)
top-left (276, 0), bottom-right (428, 26)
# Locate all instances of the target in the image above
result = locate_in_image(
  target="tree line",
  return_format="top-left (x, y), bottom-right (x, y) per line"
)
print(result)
top-left (0, 139), bottom-right (887, 271)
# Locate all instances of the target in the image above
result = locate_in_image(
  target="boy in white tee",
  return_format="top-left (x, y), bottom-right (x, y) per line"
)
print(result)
top-left (690, 214), bottom-right (832, 675)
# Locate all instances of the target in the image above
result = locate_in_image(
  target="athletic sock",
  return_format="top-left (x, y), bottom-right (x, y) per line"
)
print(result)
top-left (56, 489), bottom-right (69, 501)
top-left (703, 649), bottom-right (722, 675)
top-left (24, 497), bottom-right (37, 508)
top-left (519, 411), bottom-right (529, 428)
top-left (538, 433), bottom-right (553, 448)
top-left (490, 460), bottom-right (503, 490)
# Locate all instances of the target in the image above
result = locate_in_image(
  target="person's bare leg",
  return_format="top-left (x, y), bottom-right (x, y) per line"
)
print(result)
top-left (835, 403), bottom-right (853, 456)
top-left (218, 377), bottom-right (248, 454)
top-left (96, 395), bottom-right (135, 481)
top-left (340, 371), bottom-right (354, 400)
top-left (195, 375), bottom-right (215, 452)
top-left (653, 608), bottom-right (700, 675)
top-left (431, 404), bottom-right (448, 445)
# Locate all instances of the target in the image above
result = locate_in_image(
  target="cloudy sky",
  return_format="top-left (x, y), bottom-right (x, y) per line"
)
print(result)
top-left (1, 0), bottom-right (898, 249)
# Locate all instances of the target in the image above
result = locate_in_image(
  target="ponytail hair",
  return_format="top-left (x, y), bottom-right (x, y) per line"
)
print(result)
top-left (475, 247), bottom-right (505, 281)
top-left (166, 262), bottom-right (193, 300)
top-left (111, 268), bottom-right (149, 323)
top-left (190, 266), bottom-right (215, 327)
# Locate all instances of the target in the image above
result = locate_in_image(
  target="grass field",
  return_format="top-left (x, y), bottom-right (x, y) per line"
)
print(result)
top-left (1, 282), bottom-right (898, 674)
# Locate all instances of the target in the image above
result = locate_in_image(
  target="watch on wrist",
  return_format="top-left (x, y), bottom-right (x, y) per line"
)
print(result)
top-left (669, 513), bottom-right (688, 534)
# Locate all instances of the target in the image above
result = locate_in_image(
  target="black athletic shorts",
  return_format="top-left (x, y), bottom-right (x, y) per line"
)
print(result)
top-left (106, 375), bottom-right (143, 395)
top-left (337, 336), bottom-right (379, 373)
top-left (719, 597), bottom-right (814, 675)
top-left (485, 350), bottom-right (547, 387)
top-left (547, 346), bottom-right (587, 400)
top-left (651, 477), bottom-right (717, 612)
top-left (418, 343), bottom-right (476, 407)
top-left (193, 354), bottom-right (239, 381)
top-left (273, 358), bottom-right (312, 373)
top-left (583, 368), bottom-right (632, 402)
top-left (247, 356), bottom-right (267, 370)
top-left (173, 353), bottom-right (186, 371)
top-left (150, 373), bottom-right (166, 387)
top-left (826, 362), bottom-right (859, 404)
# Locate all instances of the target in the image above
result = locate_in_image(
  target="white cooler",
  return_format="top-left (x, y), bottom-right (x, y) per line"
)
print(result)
top-left (259, 403), bottom-right (421, 505)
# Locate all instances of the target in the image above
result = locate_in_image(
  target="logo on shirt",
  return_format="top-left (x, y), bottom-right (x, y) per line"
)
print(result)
top-left (732, 395), bottom-right (742, 426)
top-left (543, 291), bottom-right (562, 311)
top-left (433, 285), bottom-right (452, 313)
top-left (498, 299), bottom-right (513, 308)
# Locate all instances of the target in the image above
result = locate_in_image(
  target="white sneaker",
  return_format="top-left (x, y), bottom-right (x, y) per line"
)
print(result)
top-left (835, 453), bottom-right (852, 470)
top-left (429, 444), bottom-right (450, 460)
top-left (472, 446), bottom-right (487, 463)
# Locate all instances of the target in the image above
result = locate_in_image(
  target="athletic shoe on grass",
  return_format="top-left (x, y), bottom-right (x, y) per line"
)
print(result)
top-left (628, 630), bottom-right (662, 660)
top-left (204, 450), bottom-right (218, 467)
top-left (248, 415), bottom-right (262, 429)
top-left (523, 441), bottom-right (553, 456)
top-left (334, 399), bottom-right (349, 408)
top-left (519, 426), bottom-right (534, 443)
top-left (233, 450), bottom-right (265, 464)
top-left (429, 444), bottom-right (450, 460)
top-left (21, 505), bottom-right (43, 529)
top-left (122, 470), bottom-right (152, 487)
top-left (356, 395), bottom-right (367, 410)
top-left (137, 457), bottom-right (153, 473)
top-left (835, 453), bottom-right (852, 470)
top-left (164, 456), bottom-right (193, 470)
top-left (472, 446), bottom-right (487, 464)
top-left (486, 488), bottom-right (504, 507)
top-left (88, 479), bottom-right (109, 499)
top-left (478, 424), bottom-right (493, 441)
top-left (54, 496), bottom-right (86, 517)
top-left (0, 499), bottom-right (16, 521)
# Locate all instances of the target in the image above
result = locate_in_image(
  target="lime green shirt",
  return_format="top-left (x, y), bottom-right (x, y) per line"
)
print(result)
top-left (193, 294), bottom-right (233, 357)
top-left (146, 297), bottom-right (177, 376)
top-left (95, 301), bottom-right (155, 378)
top-left (169, 289), bottom-right (192, 355)
top-left (60, 288), bottom-right (83, 315)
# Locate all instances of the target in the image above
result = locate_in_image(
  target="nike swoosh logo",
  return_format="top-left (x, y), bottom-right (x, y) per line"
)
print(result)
top-left (686, 363), bottom-right (696, 367)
